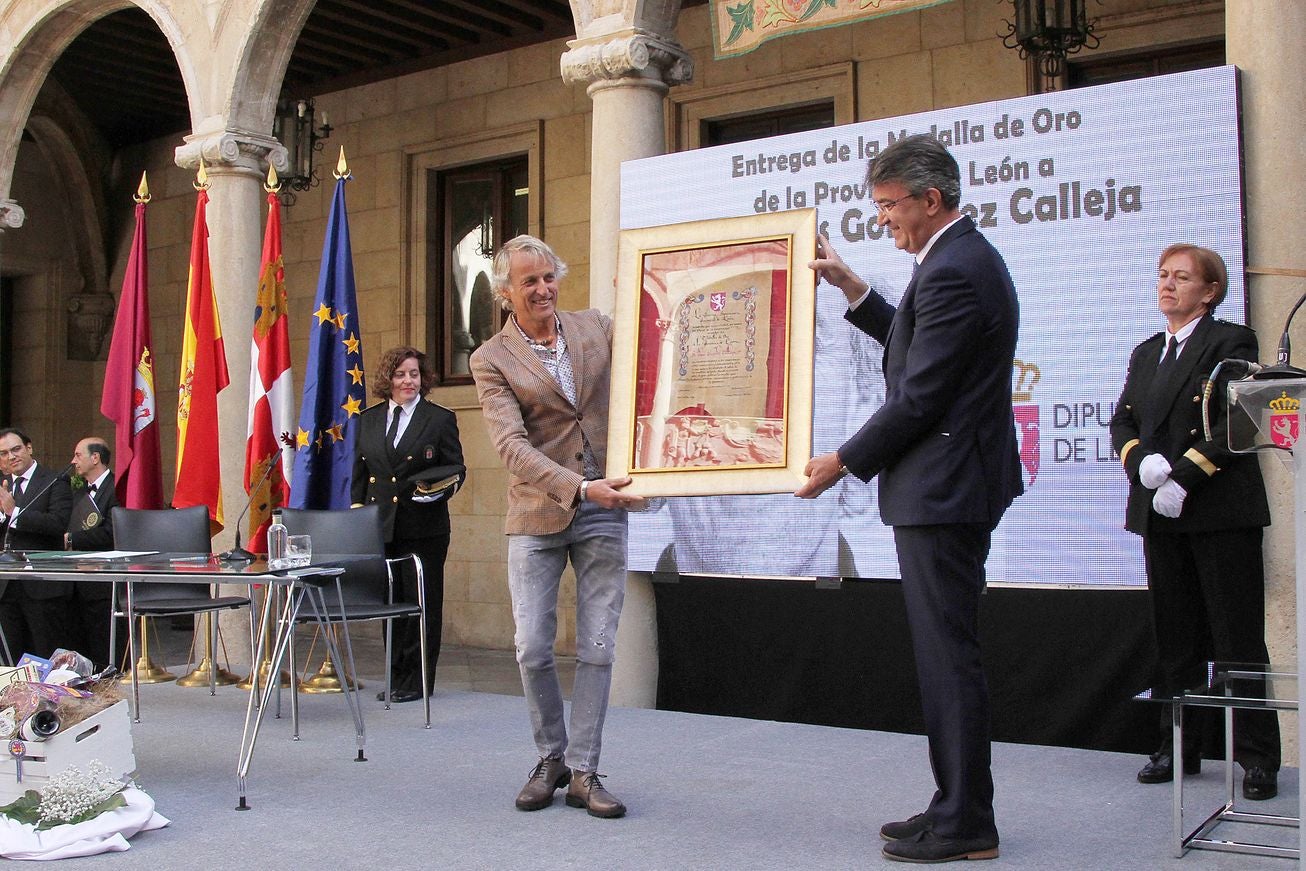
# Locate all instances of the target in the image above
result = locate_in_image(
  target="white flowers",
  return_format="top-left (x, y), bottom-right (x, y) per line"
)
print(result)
top-left (35, 761), bottom-right (126, 827)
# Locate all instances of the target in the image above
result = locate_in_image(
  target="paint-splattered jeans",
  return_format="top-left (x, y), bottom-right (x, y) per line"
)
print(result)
top-left (507, 501), bottom-right (627, 773)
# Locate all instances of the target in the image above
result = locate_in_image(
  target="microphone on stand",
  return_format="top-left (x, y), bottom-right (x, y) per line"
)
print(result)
top-left (0, 463), bottom-right (75, 564)
top-left (218, 455), bottom-right (283, 562)
top-left (1253, 288), bottom-right (1306, 379)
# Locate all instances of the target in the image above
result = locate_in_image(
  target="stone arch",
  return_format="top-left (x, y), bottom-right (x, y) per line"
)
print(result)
top-left (0, 0), bottom-right (203, 208)
top-left (217, 0), bottom-right (317, 147)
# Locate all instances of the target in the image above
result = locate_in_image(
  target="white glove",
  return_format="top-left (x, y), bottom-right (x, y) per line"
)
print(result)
top-left (1152, 478), bottom-right (1187, 518)
top-left (1138, 453), bottom-right (1172, 489)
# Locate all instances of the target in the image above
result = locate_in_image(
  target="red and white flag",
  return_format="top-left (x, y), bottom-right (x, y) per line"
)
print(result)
top-left (244, 189), bottom-right (294, 553)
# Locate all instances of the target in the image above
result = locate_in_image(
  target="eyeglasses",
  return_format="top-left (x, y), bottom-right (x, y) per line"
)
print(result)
top-left (870, 193), bottom-right (918, 215)
top-left (0, 446), bottom-right (27, 457)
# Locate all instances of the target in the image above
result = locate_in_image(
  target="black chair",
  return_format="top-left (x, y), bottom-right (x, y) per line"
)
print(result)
top-left (280, 504), bottom-right (431, 728)
top-left (110, 506), bottom-right (251, 707)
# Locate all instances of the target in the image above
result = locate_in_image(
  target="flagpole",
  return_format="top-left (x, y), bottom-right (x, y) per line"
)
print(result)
top-left (289, 146), bottom-right (366, 511)
top-left (175, 159), bottom-right (239, 688)
top-left (238, 164), bottom-right (295, 690)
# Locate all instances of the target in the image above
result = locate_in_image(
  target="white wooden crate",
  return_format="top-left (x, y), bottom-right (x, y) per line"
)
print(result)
top-left (0, 700), bottom-right (136, 803)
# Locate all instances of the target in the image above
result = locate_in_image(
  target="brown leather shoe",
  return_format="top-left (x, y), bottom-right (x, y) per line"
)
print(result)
top-left (514, 755), bottom-right (570, 811)
top-left (565, 770), bottom-right (626, 818)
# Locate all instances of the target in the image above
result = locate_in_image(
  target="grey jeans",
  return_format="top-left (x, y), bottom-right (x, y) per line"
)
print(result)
top-left (507, 501), bottom-right (627, 773)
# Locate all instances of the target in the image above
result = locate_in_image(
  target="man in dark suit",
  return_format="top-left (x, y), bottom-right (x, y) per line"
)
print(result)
top-left (351, 346), bottom-right (465, 704)
top-left (799, 135), bottom-right (1021, 863)
top-left (65, 437), bottom-right (120, 665)
top-left (1109, 244), bottom-right (1279, 800)
top-left (0, 427), bottom-right (73, 660)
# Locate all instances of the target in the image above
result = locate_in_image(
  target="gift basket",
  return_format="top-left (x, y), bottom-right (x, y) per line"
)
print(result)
top-left (0, 649), bottom-right (167, 858)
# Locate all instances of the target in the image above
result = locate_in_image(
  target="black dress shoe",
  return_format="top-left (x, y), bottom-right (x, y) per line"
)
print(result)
top-left (882, 831), bottom-right (999, 863)
top-left (376, 689), bottom-right (422, 703)
top-left (1137, 752), bottom-right (1200, 783)
top-left (881, 812), bottom-right (930, 841)
top-left (1243, 766), bottom-right (1278, 800)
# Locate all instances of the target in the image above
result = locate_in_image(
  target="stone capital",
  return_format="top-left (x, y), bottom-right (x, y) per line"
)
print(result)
top-left (0, 199), bottom-right (25, 231)
top-left (561, 30), bottom-right (693, 88)
top-left (174, 129), bottom-right (288, 179)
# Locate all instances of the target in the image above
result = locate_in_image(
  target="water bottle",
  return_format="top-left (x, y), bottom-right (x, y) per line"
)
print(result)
top-left (267, 511), bottom-right (289, 570)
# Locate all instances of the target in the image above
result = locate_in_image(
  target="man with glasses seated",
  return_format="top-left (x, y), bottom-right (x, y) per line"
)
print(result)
top-left (0, 427), bottom-right (74, 659)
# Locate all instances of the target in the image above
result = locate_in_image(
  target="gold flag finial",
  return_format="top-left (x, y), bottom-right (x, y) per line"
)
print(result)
top-left (265, 163), bottom-right (280, 193)
top-left (193, 159), bottom-right (210, 191)
top-left (134, 171), bottom-right (151, 204)
top-left (334, 146), bottom-right (350, 180)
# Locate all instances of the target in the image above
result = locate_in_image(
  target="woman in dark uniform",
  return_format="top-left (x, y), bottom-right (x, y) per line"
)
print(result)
top-left (1109, 244), bottom-right (1279, 799)
top-left (351, 346), bottom-right (465, 702)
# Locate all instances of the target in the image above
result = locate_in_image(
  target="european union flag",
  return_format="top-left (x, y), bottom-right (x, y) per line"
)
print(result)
top-left (290, 172), bottom-right (366, 508)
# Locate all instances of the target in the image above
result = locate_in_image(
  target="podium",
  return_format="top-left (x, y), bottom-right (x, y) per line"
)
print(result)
top-left (1221, 375), bottom-right (1306, 858)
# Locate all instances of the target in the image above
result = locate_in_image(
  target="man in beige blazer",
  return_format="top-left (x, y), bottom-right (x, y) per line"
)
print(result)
top-left (470, 234), bottom-right (644, 819)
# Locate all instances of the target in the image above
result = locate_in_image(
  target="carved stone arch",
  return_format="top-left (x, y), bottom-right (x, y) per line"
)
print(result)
top-left (25, 93), bottom-right (118, 359)
top-left (25, 83), bottom-right (110, 289)
top-left (0, 0), bottom-right (203, 208)
top-left (218, 0), bottom-right (318, 171)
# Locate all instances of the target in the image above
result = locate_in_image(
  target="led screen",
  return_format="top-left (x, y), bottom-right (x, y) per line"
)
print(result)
top-left (620, 66), bottom-right (1244, 587)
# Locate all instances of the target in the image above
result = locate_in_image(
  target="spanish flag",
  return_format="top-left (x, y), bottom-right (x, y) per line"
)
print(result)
top-left (173, 172), bottom-right (230, 532)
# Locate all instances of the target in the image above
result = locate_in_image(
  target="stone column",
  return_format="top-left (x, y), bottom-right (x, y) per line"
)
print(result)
top-left (174, 129), bottom-right (285, 668)
top-left (1226, 2), bottom-right (1306, 773)
top-left (562, 31), bottom-right (693, 314)
top-left (561, 14), bottom-right (692, 709)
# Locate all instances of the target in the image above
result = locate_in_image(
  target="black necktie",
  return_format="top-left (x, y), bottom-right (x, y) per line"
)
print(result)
top-left (1154, 336), bottom-right (1179, 385)
top-left (386, 405), bottom-right (403, 455)
top-left (1145, 336), bottom-right (1180, 428)
top-left (11, 478), bottom-right (23, 500)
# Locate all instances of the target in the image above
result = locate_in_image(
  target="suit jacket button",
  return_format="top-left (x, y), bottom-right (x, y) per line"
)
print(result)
top-left (1190, 429), bottom-right (1198, 436)
top-left (369, 476), bottom-right (376, 484)
top-left (391, 477), bottom-right (397, 483)
top-left (575, 452), bottom-right (583, 461)
top-left (393, 496), bottom-right (399, 503)
top-left (576, 414), bottom-right (583, 421)
top-left (1193, 395), bottom-right (1200, 402)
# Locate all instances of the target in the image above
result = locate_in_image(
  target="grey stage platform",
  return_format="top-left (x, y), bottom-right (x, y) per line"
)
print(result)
top-left (35, 678), bottom-right (1298, 870)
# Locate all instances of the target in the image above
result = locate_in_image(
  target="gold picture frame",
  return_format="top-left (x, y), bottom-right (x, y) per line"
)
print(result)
top-left (606, 208), bottom-right (817, 497)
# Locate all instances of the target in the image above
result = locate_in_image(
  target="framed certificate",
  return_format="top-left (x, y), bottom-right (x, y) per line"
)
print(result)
top-left (607, 208), bottom-right (817, 497)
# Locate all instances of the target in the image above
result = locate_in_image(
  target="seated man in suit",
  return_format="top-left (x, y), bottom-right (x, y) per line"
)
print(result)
top-left (0, 427), bottom-right (73, 659)
top-left (65, 437), bottom-right (120, 665)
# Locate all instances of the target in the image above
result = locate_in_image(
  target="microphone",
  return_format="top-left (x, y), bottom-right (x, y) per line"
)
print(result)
top-left (1253, 288), bottom-right (1306, 379)
top-left (1202, 360), bottom-right (1263, 442)
top-left (218, 456), bottom-right (282, 562)
top-left (0, 463), bottom-right (75, 564)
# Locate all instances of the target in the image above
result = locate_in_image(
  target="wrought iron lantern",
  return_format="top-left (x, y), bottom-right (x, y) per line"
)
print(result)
top-left (271, 97), bottom-right (332, 204)
top-left (1001, 0), bottom-right (1101, 80)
